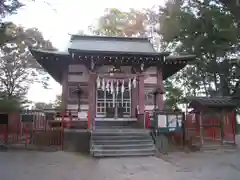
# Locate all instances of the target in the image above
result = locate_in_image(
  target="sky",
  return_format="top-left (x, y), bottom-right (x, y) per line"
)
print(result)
top-left (7, 0), bottom-right (166, 103)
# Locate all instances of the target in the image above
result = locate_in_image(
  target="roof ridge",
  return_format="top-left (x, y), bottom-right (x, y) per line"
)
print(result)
top-left (70, 34), bottom-right (150, 42)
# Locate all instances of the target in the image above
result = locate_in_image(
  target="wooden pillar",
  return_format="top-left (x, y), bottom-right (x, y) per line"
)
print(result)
top-left (232, 110), bottom-right (236, 145)
top-left (61, 68), bottom-right (68, 111)
top-left (199, 111), bottom-right (204, 148)
top-left (138, 74), bottom-right (145, 127)
top-left (157, 68), bottom-right (164, 110)
top-left (131, 86), bottom-right (138, 118)
top-left (220, 110), bottom-right (225, 145)
top-left (88, 72), bottom-right (97, 128)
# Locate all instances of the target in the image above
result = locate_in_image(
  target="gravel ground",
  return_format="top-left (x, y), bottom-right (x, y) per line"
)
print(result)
top-left (0, 149), bottom-right (240, 180)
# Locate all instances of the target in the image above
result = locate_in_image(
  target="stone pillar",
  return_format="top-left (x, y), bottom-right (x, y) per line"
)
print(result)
top-left (61, 68), bottom-right (68, 111)
top-left (157, 68), bottom-right (164, 110)
top-left (138, 74), bottom-right (145, 127)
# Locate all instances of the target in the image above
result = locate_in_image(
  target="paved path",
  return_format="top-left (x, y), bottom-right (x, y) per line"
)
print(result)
top-left (236, 135), bottom-right (240, 145)
top-left (0, 150), bottom-right (240, 180)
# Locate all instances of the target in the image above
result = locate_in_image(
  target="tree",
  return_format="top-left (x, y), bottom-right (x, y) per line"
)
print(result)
top-left (219, 0), bottom-right (240, 20)
top-left (0, 24), bottom-right (54, 101)
top-left (89, 8), bottom-right (151, 37)
top-left (0, 0), bottom-right (23, 17)
top-left (34, 102), bottom-right (54, 110)
top-left (0, 0), bottom-right (22, 46)
top-left (33, 95), bottom-right (62, 110)
top-left (164, 79), bottom-right (184, 110)
top-left (157, 0), bottom-right (240, 99)
top-left (52, 95), bottom-right (62, 110)
top-left (0, 0), bottom-right (54, 46)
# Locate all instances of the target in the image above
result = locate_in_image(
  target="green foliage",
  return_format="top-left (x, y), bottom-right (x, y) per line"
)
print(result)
top-left (89, 8), bottom-right (149, 37)
top-left (0, 0), bottom-right (55, 111)
top-left (0, 99), bottom-right (20, 112)
top-left (158, 0), bottom-right (240, 99)
top-left (164, 80), bottom-right (183, 110)
top-left (0, 24), bottom-right (54, 98)
top-left (0, 0), bottom-right (23, 46)
top-left (34, 95), bottom-right (63, 111)
top-left (34, 102), bottom-right (53, 110)
top-left (53, 95), bottom-right (63, 110)
top-left (0, 92), bottom-right (24, 112)
top-left (219, 0), bottom-right (240, 21)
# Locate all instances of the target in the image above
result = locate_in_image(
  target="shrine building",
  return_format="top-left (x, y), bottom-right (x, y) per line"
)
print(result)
top-left (30, 35), bottom-right (195, 128)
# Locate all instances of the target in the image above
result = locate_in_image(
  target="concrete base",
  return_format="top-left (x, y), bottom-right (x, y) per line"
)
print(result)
top-left (155, 134), bottom-right (169, 153)
top-left (69, 121), bottom-right (88, 129)
top-left (63, 129), bottom-right (90, 154)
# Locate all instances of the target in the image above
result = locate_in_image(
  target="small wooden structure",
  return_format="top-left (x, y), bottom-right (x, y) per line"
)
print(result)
top-left (185, 97), bottom-right (237, 150)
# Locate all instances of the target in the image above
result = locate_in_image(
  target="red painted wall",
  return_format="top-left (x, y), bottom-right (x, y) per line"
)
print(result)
top-left (185, 111), bottom-right (236, 143)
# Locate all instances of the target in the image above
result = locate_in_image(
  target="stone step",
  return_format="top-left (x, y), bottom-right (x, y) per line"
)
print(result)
top-left (92, 148), bottom-right (156, 157)
top-left (92, 135), bottom-right (152, 141)
top-left (91, 128), bottom-right (156, 158)
top-left (93, 151), bottom-right (156, 157)
top-left (95, 126), bottom-right (136, 129)
top-left (91, 129), bottom-right (150, 135)
top-left (95, 120), bottom-right (136, 123)
top-left (91, 139), bottom-right (153, 145)
top-left (95, 121), bottom-right (137, 127)
top-left (92, 143), bottom-right (155, 150)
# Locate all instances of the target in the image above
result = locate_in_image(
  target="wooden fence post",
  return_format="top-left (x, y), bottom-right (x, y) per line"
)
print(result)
top-left (199, 112), bottom-right (204, 149)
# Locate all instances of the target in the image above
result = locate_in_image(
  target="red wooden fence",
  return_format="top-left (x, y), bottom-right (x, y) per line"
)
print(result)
top-left (0, 111), bottom-right (64, 149)
top-left (185, 111), bottom-right (236, 144)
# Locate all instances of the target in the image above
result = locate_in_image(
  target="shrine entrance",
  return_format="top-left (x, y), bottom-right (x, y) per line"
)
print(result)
top-left (95, 71), bottom-right (137, 119)
top-left (96, 83), bottom-right (131, 118)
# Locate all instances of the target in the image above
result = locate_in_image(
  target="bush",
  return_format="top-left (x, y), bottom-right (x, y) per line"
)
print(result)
top-left (0, 98), bottom-right (21, 112)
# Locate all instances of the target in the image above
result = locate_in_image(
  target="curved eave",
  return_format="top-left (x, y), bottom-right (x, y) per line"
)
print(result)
top-left (68, 48), bottom-right (170, 57)
top-left (30, 48), bottom-right (71, 83)
top-left (163, 55), bottom-right (195, 80)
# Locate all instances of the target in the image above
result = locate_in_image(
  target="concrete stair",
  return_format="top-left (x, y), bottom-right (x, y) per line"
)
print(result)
top-left (90, 129), bottom-right (156, 157)
top-left (94, 120), bottom-right (137, 129)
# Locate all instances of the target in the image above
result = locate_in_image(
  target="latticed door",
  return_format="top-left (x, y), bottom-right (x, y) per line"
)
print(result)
top-left (96, 85), bottom-right (131, 118)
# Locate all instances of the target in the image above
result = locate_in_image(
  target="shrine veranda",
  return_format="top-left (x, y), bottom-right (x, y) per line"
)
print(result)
top-left (30, 35), bottom-right (195, 128)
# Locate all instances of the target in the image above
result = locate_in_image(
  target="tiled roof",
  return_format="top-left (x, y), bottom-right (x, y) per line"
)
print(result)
top-left (68, 35), bottom-right (158, 54)
top-left (188, 97), bottom-right (237, 108)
